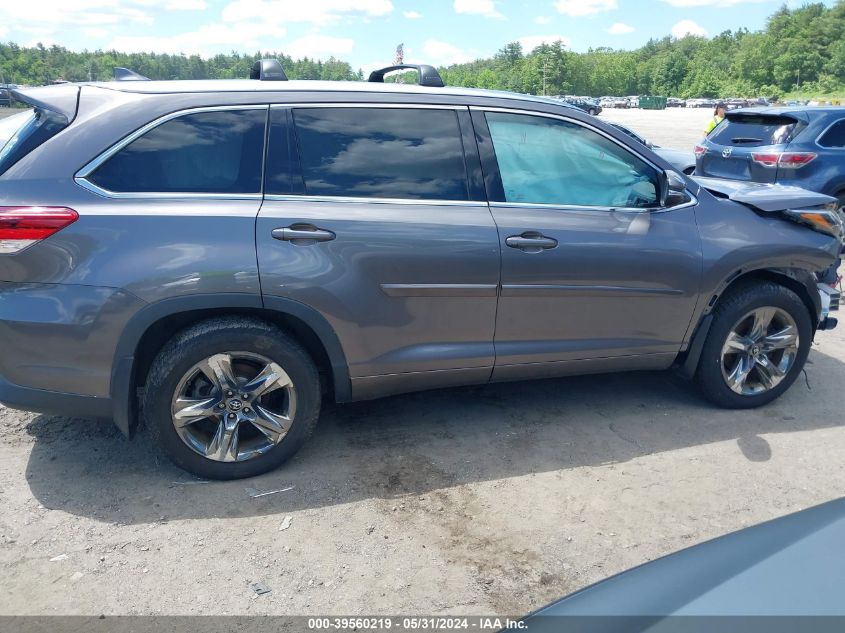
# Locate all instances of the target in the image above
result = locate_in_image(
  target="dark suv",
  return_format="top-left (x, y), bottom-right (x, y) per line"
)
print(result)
top-left (696, 107), bottom-right (845, 213)
top-left (0, 62), bottom-right (841, 479)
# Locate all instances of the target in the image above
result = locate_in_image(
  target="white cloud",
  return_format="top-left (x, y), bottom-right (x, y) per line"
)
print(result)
top-left (221, 0), bottom-right (393, 26)
top-left (0, 25), bottom-right (8, 38)
top-left (608, 22), bottom-right (634, 34)
top-left (453, 0), bottom-right (502, 19)
top-left (554, 0), bottom-right (617, 16)
top-left (534, 15), bottom-right (551, 24)
top-left (84, 27), bottom-right (111, 38)
top-left (422, 39), bottom-right (474, 65)
top-left (661, 0), bottom-right (768, 5)
top-left (166, 0), bottom-right (207, 9)
top-left (518, 34), bottom-right (571, 51)
top-left (107, 21), bottom-right (287, 56)
top-left (285, 34), bottom-right (355, 58)
top-left (671, 19), bottom-right (707, 37)
top-left (403, 10), bottom-right (422, 18)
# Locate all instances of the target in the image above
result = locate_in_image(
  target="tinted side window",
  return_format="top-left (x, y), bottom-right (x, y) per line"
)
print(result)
top-left (292, 107), bottom-right (469, 200)
top-left (818, 119), bottom-right (845, 148)
top-left (89, 109), bottom-right (266, 194)
top-left (485, 112), bottom-right (659, 208)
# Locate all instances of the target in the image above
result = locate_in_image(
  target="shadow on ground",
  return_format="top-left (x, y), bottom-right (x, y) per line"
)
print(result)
top-left (22, 348), bottom-right (844, 524)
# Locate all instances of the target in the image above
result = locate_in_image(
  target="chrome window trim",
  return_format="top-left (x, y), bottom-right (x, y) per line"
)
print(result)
top-left (263, 194), bottom-right (484, 207)
top-left (269, 103), bottom-right (466, 110)
top-left (815, 117), bottom-right (845, 150)
top-left (472, 105), bottom-right (698, 212)
top-left (74, 104), bottom-right (270, 200)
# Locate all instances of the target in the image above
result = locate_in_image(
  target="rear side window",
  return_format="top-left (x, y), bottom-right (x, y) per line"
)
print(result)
top-left (709, 114), bottom-right (803, 147)
top-left (818, 119), bottom-right (845, 148)
top-left (0, 108), bottom-right (68, 176)
top-left (291, 107), bottom-right (469, 200)
top-left (88, 109), bottom-right (266, 194)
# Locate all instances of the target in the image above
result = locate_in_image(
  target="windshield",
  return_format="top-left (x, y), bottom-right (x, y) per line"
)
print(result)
top-left (0, 109), bottom-right (35, 150)
top-left (0, 107), bottom-right (67, 176)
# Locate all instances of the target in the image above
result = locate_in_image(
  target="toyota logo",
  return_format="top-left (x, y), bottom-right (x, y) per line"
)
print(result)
top-left (228, 399), bottom-right (243, 411)
top-left (722, 147), bottom-right (733, 158)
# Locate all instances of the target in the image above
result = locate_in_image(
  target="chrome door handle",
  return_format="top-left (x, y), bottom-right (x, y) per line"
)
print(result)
top-left (272, 225), bottom-right (336, 243)
top-left (505, 233), bottom-right (558, 252)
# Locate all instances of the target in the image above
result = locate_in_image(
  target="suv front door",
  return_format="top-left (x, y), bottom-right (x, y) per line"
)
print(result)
top-left (257, 105), bottom-right (500, 398)
top-left (473, 109), bottom-right (702, 381)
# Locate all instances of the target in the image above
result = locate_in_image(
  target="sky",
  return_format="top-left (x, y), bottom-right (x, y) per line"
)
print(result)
top-left (0, 0), bottom-right (838, 73)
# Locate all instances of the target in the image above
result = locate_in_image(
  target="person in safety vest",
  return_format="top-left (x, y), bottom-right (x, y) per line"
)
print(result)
top-left (704, 102), bottom-right (726, 137)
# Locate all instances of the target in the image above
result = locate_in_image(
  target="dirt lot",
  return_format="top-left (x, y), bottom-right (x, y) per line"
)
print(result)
top-left (599, 105), bottom-right (715, 151)
top-left (1, 106), bottom-right (845, 618)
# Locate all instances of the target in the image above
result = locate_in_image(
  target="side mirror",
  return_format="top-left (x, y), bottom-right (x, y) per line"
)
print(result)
top-left (659, 170), bottom-right (689, 208)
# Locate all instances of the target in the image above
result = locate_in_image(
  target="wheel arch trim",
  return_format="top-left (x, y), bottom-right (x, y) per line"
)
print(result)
top-left (110, 293), bottom-right (351, 436)
top-left (677, 266), bottom-right (821, 379)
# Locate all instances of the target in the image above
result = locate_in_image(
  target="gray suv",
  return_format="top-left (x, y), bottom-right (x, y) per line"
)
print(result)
top-left (0, 62), bottom-right (841, 479)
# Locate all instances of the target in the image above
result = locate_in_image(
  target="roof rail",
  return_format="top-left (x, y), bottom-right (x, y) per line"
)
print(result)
top-left (368, 64), bottom-right (444, 88)
top-left (250, 59), bottom-right (288, 81)
top-left (113, 67), bottom-right (150, 81)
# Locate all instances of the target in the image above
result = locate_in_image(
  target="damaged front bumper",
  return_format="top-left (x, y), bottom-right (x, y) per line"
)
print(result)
top-left (817, 283), bottom-right (840, 331)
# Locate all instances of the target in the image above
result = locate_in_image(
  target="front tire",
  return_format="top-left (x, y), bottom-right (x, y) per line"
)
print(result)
top-left (696, 282), bottom-right (812, 409)
top-left (142, 317), bottom-right (321, 479)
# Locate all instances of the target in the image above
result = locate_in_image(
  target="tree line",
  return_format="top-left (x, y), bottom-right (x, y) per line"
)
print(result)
top-left (1, 1), bottom-right (843, 99)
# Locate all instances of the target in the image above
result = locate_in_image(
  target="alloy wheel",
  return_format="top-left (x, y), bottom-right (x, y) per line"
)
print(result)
top-left (170, 351), bottom-right (297, 462)
top-left (720, 307), bottom-right (799, 396)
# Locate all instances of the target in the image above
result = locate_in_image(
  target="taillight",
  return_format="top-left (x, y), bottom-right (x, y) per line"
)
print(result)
top-left (0, 207), bottom-right (79, 254)
top-left (751, 153), bottom-right (779, 167)
top-left (778, 152), bottom-right (817, 168)
top-left (694, 145), bottom-right (707, 157)
top-left (751, 152), bottom-right (817, 169)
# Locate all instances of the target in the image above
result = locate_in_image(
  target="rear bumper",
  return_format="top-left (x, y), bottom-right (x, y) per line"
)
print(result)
top-left (0, 374), bottom-right (112, 419)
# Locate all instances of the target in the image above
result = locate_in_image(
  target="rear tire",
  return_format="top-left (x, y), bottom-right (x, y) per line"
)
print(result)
top-left (142, 317), bottom-right (321, 480)
top-left (696, 282), bottom-right (812, 409)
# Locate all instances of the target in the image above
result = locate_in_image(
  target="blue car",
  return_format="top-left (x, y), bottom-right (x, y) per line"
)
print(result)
top-left (696, 107), bottom-right (845, 214)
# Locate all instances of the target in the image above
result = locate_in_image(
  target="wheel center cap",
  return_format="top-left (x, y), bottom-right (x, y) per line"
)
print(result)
top-left (750, 344), bottom-right (761, 357)
top-left (228, 399), bottom-right (243, 412)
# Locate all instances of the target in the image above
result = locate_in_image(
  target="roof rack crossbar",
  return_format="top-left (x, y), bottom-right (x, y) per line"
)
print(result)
top-left (367, 64), bottom-right (444, 88)
top-left (113, 67), bottom-right (150, 81)
top-left (250, 59), bottom-right (288, 81)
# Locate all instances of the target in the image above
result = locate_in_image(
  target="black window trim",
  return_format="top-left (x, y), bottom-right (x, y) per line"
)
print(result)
top-left (74, 104), bottom-right (270, 200)
top-left (264, 102), bottom-right (486, 207)
top-left (815, 117), bottom-right (845, 150)
top-left (470, 106), bottom-right (697, 213)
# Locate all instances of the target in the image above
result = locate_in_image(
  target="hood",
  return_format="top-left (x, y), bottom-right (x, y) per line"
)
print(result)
top-left (524, 498), bottom-right (845, 625)
top-left (693, 176), bottom-right (836, 212)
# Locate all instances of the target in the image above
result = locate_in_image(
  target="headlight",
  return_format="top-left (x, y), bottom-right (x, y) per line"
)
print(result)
top-left (783, 206), bottom-right (844, 238)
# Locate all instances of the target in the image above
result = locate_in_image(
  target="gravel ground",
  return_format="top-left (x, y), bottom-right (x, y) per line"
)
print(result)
top-left (1, 107), bottom-right (844, 618)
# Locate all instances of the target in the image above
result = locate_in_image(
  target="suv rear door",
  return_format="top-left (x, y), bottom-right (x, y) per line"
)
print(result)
top-left (256, 105), bottom-right (500, 398)
top-left (473, 108), bottom-right (702, 380)
top-left (699, 111), bottom-right (807, 183)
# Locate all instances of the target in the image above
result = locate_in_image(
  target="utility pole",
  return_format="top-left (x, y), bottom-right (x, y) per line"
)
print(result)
top-left (542, 57), bottom-right (549, 96)
top-left (394, 43), bottom-right (404, 83)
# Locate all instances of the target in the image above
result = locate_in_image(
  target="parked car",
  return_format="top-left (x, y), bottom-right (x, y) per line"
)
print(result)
top-left (666, 97), bottom-right (686, 108)
top-left (559, 96), bottom-right (602, 116)
top-left (599, 97), bottom-right (615, 109)
top-left (522, 497), bottom-right (845, 629)
top-left (612, 96), bottom-right (629, 108)
top-left (609, 122), bottom-right (696, 174)
top-left (626, 95), bottom-right (640, 108)
top-left (0, 61), bottom-right (840, 479)
top-left (0, 89), bottom-right (12, 108)
top-left (696, 106), bottom-right (845, 213)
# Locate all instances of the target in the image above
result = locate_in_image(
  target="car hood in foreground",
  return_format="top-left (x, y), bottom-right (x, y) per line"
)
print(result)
top-left (693, 176), bottom-right (836, 212)
top-left (524, 498), bottom-right (845, 625)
